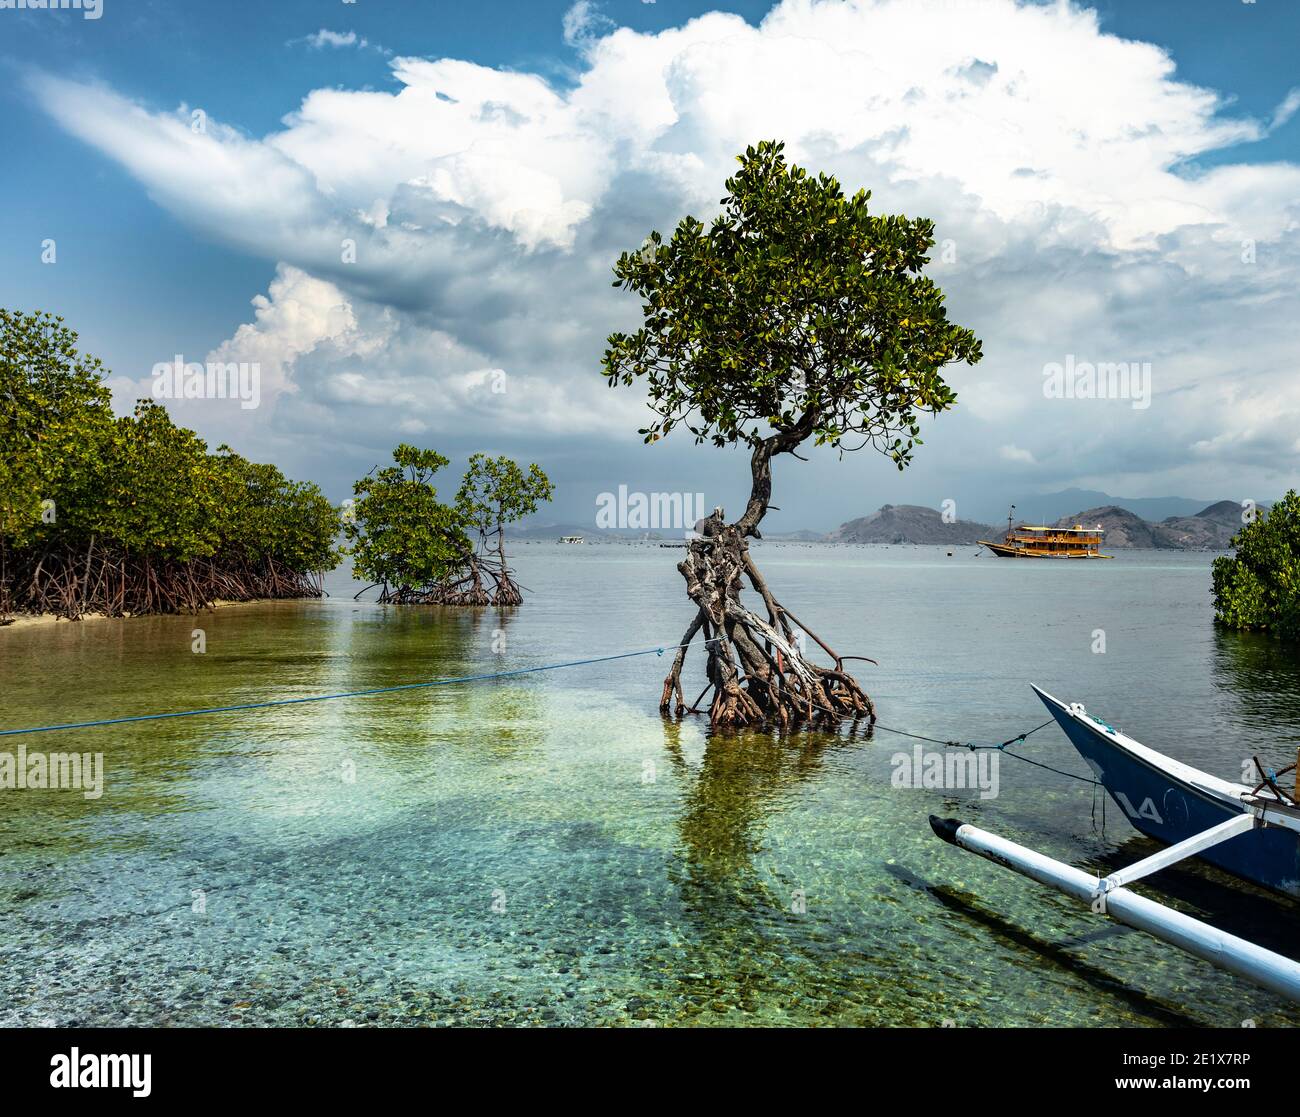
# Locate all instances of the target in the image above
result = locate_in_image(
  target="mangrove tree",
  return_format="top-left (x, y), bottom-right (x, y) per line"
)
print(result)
top-left (345, 445), bottom-right (553, 606)
top-left (1212, 491), bottom-right (1300, 641)
top-left (603, 141), bottom-right (982, 729)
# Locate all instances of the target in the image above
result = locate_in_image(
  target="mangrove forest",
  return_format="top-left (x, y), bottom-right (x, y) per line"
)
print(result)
top-left (0, 309), bottom-right (341, 621)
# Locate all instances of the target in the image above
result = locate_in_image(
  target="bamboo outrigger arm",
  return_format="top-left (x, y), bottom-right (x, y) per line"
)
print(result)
top-left (930, 810), bottom-right (1300, 1004)
top-left (1096, 813), bottom-right (1257, 893)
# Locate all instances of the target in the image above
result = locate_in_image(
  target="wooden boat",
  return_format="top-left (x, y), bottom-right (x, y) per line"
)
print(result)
top-left (931, 685), bottom-right (1300, 1000)
top-left (978, 506), bottom-right (1110, 558)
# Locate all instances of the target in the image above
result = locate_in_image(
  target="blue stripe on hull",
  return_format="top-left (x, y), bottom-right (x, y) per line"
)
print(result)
top-left (1039, 696), bottom-right (1300, 900)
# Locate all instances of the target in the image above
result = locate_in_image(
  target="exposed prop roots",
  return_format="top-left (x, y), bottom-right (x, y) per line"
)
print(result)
top-left (0, 544), bottom-right (323, 620)
top-left (659, 511), bottom-right (876, 731)
top-left (363, 553), bottom-right (525, 608)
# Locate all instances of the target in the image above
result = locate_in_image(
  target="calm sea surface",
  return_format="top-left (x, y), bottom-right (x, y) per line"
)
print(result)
top-left (2, 543), bottom-right (1299, 1027)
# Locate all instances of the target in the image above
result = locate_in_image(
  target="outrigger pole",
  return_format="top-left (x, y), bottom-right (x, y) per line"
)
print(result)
top-left (930, 813), bottom-right (1300, 1003)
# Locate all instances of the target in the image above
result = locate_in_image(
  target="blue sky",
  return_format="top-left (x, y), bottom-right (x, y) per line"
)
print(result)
top-left (2, 0), bottom-right (1298, 530)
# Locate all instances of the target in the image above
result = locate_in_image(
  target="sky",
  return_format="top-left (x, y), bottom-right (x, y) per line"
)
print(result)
top-left (2, 0), bottom-right (1298, 531)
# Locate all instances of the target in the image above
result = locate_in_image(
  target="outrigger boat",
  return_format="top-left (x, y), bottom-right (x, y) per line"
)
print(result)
top-left (978, 506), bottom-right (1111, 559)
top-left (931, 685), bottom-right (1300, 1001)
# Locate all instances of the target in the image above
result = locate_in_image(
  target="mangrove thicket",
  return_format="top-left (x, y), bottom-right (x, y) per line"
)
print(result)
top-left (0, 309), bottom-right (341, 621)
top-left (345, 445), bottom-right (553, 606)
top-left (1212, 491), bottom-right (1300, 641)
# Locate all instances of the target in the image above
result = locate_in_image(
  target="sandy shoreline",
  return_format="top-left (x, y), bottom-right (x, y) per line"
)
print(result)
top-left (0, 599), bottom-right (265, 631)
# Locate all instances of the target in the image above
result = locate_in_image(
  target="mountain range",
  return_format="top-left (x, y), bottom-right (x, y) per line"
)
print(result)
top-left (510, 492), bottom-right (1261, 549)
top-left (826, 501), bottom-right (1247, 549)
top-left (981, 488), bottom-right (1225, 525)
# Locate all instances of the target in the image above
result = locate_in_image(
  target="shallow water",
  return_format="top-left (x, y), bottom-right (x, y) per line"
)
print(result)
top-left (2, 543), bottom-right (1298, 1027)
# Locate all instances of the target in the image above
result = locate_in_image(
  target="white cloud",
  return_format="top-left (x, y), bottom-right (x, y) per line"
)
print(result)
top-left (999, 444), bottom-right (1037, 466)
top-left (563, 1), bottom-right (615, 48)
top-left (303, 30), bottom-right (360, 50)
top-left (150, 264), bottom-right (649, 459)
top-left (207, 266), bottom-right (359, 401)
top-left (290, 28), bottom-right (391, 56)
top-left (30, 0), bottom-right (1300, 512)
top-left (1270, 86), bottom-right (1300, 131)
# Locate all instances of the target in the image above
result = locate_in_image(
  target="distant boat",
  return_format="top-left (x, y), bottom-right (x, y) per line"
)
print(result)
top-left (978, 505), bottom-right (1110, 558)
top-left (558, 535), bottom-right (584, 544)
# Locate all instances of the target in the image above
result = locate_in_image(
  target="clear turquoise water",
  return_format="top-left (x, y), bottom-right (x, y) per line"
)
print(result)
top-left (2, 543), bottom-right (1298, 1027)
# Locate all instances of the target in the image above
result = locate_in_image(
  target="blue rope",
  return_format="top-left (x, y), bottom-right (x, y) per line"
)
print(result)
top-left (0, 641), bottom-right (704, 738)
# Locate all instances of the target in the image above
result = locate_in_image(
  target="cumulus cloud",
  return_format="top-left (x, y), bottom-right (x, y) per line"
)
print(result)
top-left (29, 0), bottom-right (1300, 518)
top-left (563, 2), bottom-right (616, 48)
top-left (219, 265), bottom-right (644, 436)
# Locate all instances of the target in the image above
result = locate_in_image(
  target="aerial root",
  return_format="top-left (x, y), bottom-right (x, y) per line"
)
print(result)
top-left (659, 516), bottom-right (875, 730)
top-left (0, 546), bottom-right (323, 619)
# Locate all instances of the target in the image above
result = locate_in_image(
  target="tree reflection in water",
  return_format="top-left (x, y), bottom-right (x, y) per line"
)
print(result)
top-left (652, 718), bottom-right (873, 1022)
top-left (1211, 629), bottom-right (1300, 775)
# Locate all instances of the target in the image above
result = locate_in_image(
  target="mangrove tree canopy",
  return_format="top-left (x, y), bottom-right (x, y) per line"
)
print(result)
top-left (452, 453), bottom-right (554, 605)
top-left (1212, 492), bottom-right (1300, 641)
top-left (345, 444), bottom-right (471, 604)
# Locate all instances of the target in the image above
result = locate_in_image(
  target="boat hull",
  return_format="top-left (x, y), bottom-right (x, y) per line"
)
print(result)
top-left (1033, 686), bottom-right (1300, 899)
top-left (979, 541), bottom-right (1111, 558)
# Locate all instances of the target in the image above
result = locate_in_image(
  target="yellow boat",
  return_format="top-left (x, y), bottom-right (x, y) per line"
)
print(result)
top-left (978, 507), bottom-right (1111, 559)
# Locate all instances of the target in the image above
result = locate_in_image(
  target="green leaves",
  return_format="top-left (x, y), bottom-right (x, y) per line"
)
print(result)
top-left (1212, 492), bottom-right (1300, 641)
top-left (455, 454), bottom-right (554, 537)
top-left (213, 449), bottom-right (342, 573)
top-left (0, 309), bottom-right (114, 546)
top-left (1, 308), bottom-right (342, 580)
top-left (345, 445), bottom-right (468, 594)
top-left (602, 140), bottom-right (982, 466)
top-left (345, 448), bottom-right (554, 600)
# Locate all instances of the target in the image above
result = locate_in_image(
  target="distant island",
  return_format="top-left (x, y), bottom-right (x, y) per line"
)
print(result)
top-left (828, 505), bottom-right (992, 546)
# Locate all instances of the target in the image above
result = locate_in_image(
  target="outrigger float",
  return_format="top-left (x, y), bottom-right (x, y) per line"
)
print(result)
top-left (931, 685), bottom-right (1300, 1002)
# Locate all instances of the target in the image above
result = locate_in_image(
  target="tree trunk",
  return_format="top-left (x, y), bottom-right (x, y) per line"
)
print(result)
top-left (660, 419), bottom-right (875, 730)
top-left (490, 516), bottom-right (523, 606)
